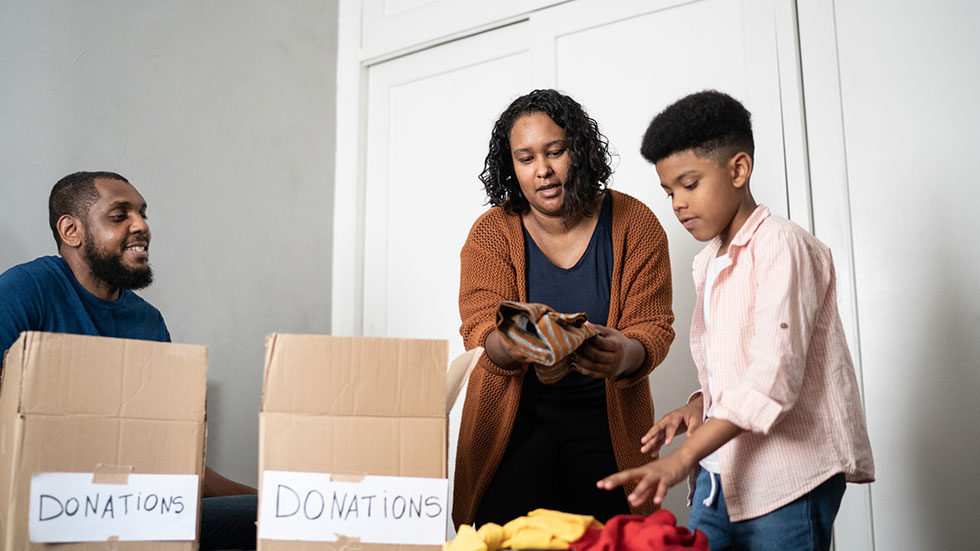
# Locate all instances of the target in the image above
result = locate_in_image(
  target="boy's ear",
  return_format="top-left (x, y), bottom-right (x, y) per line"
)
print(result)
top-left (57, 215), bottom-right (84, 249)
top-left (730, 152), bottom-right (753, 189)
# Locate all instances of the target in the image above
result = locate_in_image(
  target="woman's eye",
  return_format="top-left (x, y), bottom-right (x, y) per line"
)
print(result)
top-left (548, 149), bottom-right (565, 157)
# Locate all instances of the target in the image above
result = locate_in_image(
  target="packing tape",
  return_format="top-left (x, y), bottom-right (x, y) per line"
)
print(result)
top-left (104, 535), bottom-right (119, 550)
top-left (92, 463), bottom-right (134, 484)
top-left (329, 534), bottom-right (363, 551)
top-left (330, 472), bottom-right (366, 483)
top-left (445, 346), bottom-right (483, 414)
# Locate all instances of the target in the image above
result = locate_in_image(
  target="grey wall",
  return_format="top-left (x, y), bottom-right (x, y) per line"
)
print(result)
top-left (0, 0), bottom-right (339, 485)
top-left (833, 0), bottom-right (980, 546)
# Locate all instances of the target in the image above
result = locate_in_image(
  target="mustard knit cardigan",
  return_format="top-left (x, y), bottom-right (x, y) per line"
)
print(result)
top-left (454, 189), bottom-right (675, 527)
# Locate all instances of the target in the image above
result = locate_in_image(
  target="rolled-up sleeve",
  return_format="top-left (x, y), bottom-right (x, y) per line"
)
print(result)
top-left (712, 231), bottom-right (826, 434)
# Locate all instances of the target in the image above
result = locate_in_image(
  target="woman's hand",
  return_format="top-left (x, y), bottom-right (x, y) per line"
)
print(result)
top-left (571, 323), bottom-right (646, 379)
top-left (640, 395), bottom-right (704, 456)
top-left (483, 329), bottom-right (523, 370)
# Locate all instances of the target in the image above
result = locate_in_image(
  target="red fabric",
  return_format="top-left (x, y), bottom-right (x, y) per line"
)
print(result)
top-left (572, 510), bottom-right (710, 551)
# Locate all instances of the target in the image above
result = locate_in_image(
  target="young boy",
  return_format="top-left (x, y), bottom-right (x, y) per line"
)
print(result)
top-left (597, 90), bottom-right (874, 550)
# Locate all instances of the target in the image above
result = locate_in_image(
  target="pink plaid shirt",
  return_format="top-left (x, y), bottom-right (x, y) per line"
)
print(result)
top-left (689, 205), bottom-right (874, 521)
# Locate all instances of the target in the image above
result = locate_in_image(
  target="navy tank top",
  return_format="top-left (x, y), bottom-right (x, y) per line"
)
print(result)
top-left (522, 193), bottom-right (613, 400)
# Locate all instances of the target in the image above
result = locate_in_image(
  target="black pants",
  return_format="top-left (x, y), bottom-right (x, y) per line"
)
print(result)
top-left (474, 393), bottom-right (630, 526)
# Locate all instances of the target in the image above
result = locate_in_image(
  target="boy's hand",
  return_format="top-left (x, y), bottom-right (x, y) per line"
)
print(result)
top-left (596, 453), bottom-right (694, 507)
top-left (640, 395), bottom-right (704, 456)
top-left (572, 322), bottom-right (646, 379)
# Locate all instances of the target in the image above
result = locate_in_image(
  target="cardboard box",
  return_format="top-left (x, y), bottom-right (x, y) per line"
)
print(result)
top-left (0, 332), bottom-right (207, 550)
top-left (257, 334), bottom-right (479, 551)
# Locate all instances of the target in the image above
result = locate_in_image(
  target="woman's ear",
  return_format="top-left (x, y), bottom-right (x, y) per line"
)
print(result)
top-left (57, 215), bottom-right (84, 249)
top-left (730, 151), bottom-right (753, 189)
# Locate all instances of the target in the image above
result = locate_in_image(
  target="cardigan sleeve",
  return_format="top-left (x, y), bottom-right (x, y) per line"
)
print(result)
top-left (611, 199), bottom-right (675, 389)
top-left (458, 209), bottom-right (525, 377)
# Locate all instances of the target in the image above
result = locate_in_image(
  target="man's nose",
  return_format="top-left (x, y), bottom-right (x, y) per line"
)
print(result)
top-left (131, 215), bottom-right (149, 234)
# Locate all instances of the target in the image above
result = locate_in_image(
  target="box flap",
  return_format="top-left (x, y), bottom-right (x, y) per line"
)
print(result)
top-left (262, 334), bottom-right (447, 417)
top-left (259, 412), bottom-right (446, 478)
top-left (12, 332), bottom-right (206, 420)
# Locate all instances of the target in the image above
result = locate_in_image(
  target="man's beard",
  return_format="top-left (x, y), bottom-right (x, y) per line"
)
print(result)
top-left (83, 234), bottom-right (154, 291)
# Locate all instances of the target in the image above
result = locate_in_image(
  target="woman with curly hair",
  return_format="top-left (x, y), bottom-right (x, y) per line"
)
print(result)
top-left (454, 89), bottom-right (676, 527)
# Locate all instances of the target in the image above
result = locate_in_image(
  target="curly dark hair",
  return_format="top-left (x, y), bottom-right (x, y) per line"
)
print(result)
top-left (640, 90), bottom-right (754, 165)
top-left (48, 171), bottom-right (130, 247)
top-left (479, 89), bottom-right (613, 220)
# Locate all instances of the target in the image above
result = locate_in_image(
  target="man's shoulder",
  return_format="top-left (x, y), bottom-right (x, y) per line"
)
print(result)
top-left (0, 256), bottom-right (67, 289)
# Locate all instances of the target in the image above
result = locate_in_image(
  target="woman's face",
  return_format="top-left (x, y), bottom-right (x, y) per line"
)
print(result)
top-left (509, 112), bottom-right (570, 217)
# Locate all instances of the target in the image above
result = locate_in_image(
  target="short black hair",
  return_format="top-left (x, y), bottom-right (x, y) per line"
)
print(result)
top-left (48, 171), bottom-right (129, 246)
top-left (480, 89), bottom-right (613, 220)
top-left (640, 90), bottom-right (754, 165)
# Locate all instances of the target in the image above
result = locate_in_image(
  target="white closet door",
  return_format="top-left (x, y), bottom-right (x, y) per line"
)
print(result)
top-left (363, 22), bottom-right (537, 359)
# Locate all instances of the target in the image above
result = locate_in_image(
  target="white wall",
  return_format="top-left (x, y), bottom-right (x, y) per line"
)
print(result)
top-left (0, 0), bottom-right (339, 486)
top-left (832, 0), bottom-right (980, 547)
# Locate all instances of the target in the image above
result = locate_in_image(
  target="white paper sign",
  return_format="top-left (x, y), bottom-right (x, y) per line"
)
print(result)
top-left (29, 473), bottom-right (199, 543)
top-left (258, 470), bottom-right (448, 544)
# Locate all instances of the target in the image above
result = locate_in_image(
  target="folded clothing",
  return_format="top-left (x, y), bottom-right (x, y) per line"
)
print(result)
top-left (444, 508), bottom-right (603, 551)
top-left (572, 510), bottom-right (710, 551)
top-left (495, 301), bottom-right (598, 384)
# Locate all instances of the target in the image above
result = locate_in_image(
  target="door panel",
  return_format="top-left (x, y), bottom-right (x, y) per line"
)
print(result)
top-left (364, 22), bottom-right (535, 360)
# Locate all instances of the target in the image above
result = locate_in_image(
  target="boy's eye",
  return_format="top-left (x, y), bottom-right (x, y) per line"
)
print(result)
top-left (684, 181), bottom-right (698, 190)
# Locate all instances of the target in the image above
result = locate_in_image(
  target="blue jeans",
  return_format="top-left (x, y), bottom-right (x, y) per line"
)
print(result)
top-left (688, 469), bottom-right (845, 551)
top-left (200, 495), bottom-right (257, 550)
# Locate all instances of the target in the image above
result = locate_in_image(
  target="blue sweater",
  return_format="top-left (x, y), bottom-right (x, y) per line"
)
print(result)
top-left (0, 256), bottom-right (170, 353)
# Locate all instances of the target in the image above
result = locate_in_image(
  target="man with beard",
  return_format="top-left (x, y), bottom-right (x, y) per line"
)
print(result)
top-left (0, 171), bottom-right (257, 550)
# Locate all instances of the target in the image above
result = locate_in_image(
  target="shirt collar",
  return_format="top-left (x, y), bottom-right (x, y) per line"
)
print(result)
top-left (728, 204), bottom-right (770, 251)
top-left (692, 205), bottom-right (771, 271)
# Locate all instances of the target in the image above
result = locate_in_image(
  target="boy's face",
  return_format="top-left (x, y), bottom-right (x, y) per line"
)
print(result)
top-left (656, 149), bottom-right (749, 244)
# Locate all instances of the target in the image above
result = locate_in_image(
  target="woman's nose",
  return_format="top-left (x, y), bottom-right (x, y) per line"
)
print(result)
top-left (535, 158), bottom-right (552, 177)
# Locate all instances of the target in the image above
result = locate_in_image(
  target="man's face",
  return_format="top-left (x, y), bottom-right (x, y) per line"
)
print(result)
top-left (81, 178), bottom-right (153, 291)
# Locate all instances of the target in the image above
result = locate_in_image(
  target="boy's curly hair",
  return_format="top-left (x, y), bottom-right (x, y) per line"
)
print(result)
top-left (480, 89), bottom-right (613, 220)
top-left (641, 90), bottom-right (754, 164)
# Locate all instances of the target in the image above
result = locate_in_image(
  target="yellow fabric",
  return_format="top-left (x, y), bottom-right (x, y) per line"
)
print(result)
top-left (445, 509), bottom-right (603, 551)
top-left (478, 523), bottom-right (505, 550)
top-left (443, 524), bottom-right (488, 551)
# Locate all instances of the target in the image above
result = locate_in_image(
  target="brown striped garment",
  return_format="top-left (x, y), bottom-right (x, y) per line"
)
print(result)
top-left (495, 300), bottom-right (598, 383)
